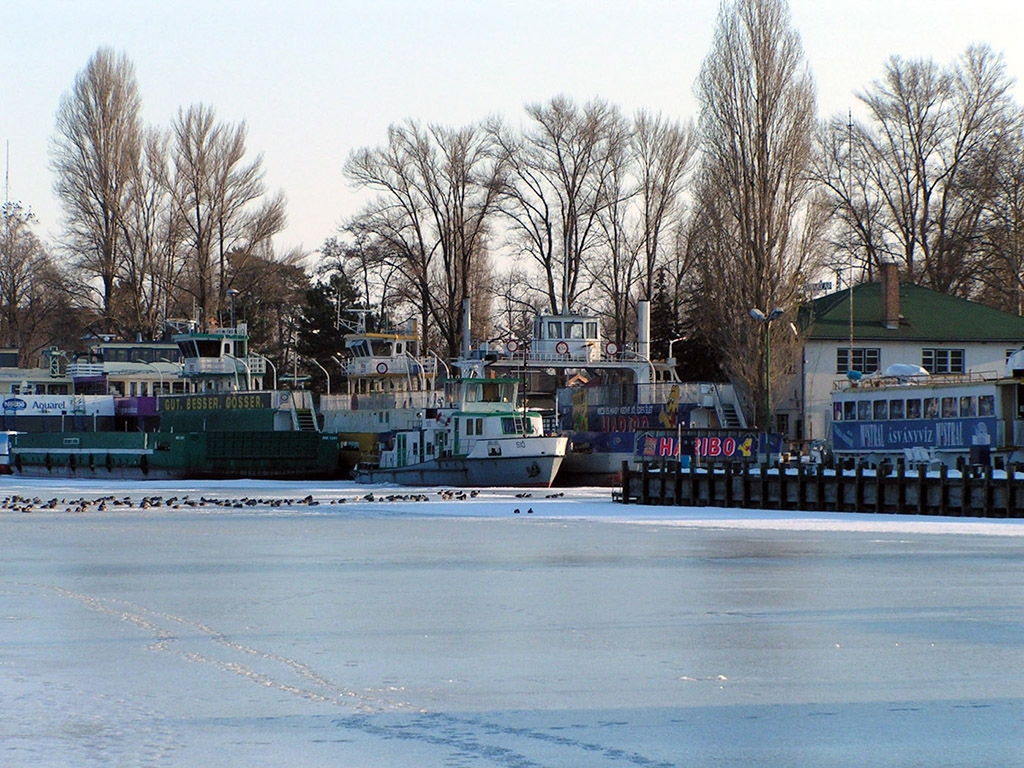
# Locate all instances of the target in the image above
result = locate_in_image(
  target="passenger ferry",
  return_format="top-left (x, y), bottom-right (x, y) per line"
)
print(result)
top-left (9, 323), bottom-right (341, 479)
top-left (318, 320), bottom-right (444, 476)
top-left (486, 303), bottom-right (751, 484)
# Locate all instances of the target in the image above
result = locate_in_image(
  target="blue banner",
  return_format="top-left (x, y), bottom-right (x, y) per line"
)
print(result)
top-left (831, 417), bottom-right (997, 452)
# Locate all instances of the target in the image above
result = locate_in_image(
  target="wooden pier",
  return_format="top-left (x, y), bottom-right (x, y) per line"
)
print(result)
top-left (617, 460), bottom-right (1024, 517)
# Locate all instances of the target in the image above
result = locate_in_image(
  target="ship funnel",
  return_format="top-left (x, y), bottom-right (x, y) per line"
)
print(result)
top-left (637, 300), bottom-right (651, 361)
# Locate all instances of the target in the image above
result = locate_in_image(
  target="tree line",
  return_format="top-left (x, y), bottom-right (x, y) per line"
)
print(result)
top-left (337, 0), bottom-right (1024, 427)
top-left (5, 0), bottom-right (1024, 426)
top-left (2, 48), bottom-right (305, 368)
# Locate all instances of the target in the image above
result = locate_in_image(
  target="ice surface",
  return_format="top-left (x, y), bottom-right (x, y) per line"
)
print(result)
top-left (3, 477), bottom-right (1024, 766)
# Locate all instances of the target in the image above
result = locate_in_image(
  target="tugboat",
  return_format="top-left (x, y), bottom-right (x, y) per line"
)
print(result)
top-left (354, 369), bottom-right (567, 487)
top-left (9, 322), bottom-right (342, 479)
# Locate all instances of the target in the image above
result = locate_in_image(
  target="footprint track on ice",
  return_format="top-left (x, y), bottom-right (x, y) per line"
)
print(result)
top-left (42, 584), bottom-right (403, 713)
top-left (41, 584), bottom-right (677, 767)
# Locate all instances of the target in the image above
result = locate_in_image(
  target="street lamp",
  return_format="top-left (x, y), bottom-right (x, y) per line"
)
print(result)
top-left (749, 307), bottom-right (784, 432)
top-left (224, 353), bottom-right (252, 391)
top-left (159, 358), bottom-right (183, 394)
top-left (134, 360), bottom-right (165, 396)
top-left (309, 358), bottom-right (330, 395)
top-left (257, 355), bottom-right (277, 390)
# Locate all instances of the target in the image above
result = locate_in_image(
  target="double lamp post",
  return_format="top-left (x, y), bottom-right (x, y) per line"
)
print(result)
top-left (749, 306), bottom-right (784, 433)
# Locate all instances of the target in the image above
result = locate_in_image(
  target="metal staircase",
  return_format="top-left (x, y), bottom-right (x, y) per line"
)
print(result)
top-left (708, 384), bottom-right (746, 429)
top-left (718, 402), bottom-right (743, 428)
top-left (293, 408), bottom-right (319, 432)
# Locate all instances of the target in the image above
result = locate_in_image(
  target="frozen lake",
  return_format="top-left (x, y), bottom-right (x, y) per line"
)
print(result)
top-left (3, 478), bottom-right (1024, 766)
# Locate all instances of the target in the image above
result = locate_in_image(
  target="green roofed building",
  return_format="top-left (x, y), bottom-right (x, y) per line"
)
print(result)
top-left (785, 263), bottom-right (1024, 445)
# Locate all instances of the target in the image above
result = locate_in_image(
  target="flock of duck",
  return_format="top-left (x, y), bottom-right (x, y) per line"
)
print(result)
top-left (1, 489), bottom-right (568, 515)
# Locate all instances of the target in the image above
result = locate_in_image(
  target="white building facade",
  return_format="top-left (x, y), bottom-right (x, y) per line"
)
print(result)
top-left (778, 264), bottom-right (1024, 448)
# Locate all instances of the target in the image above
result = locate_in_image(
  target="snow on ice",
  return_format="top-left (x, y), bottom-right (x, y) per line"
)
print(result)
top-left (2, 477), bottom-right (1024, 766)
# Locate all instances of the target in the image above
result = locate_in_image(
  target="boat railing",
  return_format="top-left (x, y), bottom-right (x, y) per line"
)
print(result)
top-left (198, 324), bottom-right (248, 338)
top-left (342, 355), bottom-right (437, 378)
top-left (67, 362), bottom-right (106, 378)
top-left (832, 370), bottom-right (1001, 391)
top-left (320, 389), bottom-right (443, 413)
top-left (527, 350), bottom-right (601, 364)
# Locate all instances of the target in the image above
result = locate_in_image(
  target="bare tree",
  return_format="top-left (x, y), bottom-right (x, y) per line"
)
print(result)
top-left (811, 116), bottom-right (890, 280)
top-left (588, 125), bottom-right (639, 349)
top-left (345, 120), bottom-right (502, 356)
top-left (170, 104), bottom-right (286, 328)
top-left (691, 0), bottom-right (818, 428)
top-left (851, 45), bottom-right (1015, 294)
top-left (0, 203), bottom-right (56, 355)
top-left (51, 47), bottom-right (142, 328)
top-left (633, 110), bottom-right (696, 299)
top-left (112, 127), bottom-right (181, 337)
top-left (975, 116), bottom-right (1024, 313)
top-left (488, 96), bottom-right (630, 314)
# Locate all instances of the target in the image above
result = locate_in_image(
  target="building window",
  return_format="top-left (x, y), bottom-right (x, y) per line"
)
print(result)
top-left (836, 347), bottom-right (880, 374)
top-left (921, 348), bottom-right (964, 374)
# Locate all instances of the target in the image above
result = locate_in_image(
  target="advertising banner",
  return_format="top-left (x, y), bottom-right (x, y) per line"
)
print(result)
top-left (831, 416), bottom-right (997, 452)
top-left (0, 395), bottom-right (115, 417)
top-left (634, 430), bottom-right (782, 462)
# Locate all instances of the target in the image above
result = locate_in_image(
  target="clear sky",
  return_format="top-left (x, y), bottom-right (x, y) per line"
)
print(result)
top-left (4, 0), bottom-right (1024, 260)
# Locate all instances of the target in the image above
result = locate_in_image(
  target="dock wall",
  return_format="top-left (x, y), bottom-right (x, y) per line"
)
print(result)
top-left (617, 461), bottom-right (1024, 517)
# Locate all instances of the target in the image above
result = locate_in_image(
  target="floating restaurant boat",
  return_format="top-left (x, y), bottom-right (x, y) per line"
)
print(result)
top-left (829, 355), bottom-right (1024, 468)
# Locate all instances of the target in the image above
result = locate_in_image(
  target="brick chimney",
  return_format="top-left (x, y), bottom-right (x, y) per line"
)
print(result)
top-left (881, 261), bottom-right (900, 329)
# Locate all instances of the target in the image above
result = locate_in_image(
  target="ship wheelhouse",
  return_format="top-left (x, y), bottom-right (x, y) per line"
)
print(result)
top-left (530, 314), bottom-right (603, 362)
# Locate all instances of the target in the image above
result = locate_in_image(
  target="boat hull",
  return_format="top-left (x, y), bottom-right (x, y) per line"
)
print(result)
top-left (556, 449), bottom-right (629, 486)
top-left (10, 430), bottom-right (345, 481)
top-left (355, 453), bottom-right (565, 488)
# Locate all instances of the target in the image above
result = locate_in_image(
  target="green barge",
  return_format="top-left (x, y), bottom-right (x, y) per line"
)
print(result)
top-left (6, 323), bottom-right (349, 480)
top-left (11, 428), bottom-right (341, 479)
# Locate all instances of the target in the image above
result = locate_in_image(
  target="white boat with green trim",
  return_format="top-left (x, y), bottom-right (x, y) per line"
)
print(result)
top-left (355, 375), bottom-right (567, 487)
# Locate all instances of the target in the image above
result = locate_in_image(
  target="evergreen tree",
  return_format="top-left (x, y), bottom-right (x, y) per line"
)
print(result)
top-left (649, 268), bottom-right (679, 361)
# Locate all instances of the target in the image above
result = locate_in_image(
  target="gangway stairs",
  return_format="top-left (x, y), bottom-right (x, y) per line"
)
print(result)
top-left (293, 408), bottom-right (320, 432)
top-left (717, 402), bottom-right (744, 429)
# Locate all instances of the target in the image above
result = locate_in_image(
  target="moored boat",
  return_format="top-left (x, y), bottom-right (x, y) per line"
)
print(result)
top-left (355, 374), bottom-right (567, 487)
top-left (319, 321), bottom-right (444, 477)
top-left (486, 303), bottom-right (752, 484)
top-left (829, 356), bottom-right (1024, 468)
top-left (9, 322), bottom-right (343, 480)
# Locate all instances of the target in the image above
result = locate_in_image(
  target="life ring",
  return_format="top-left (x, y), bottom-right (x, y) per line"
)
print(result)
top-left (506, 339), bottom-right (519, 353)
top-left (605, 341), bottom-right (619, 356)
top-left (376, 362), bottom-right (388, 374)
top-left (555, 341), bottom-right (569, 355)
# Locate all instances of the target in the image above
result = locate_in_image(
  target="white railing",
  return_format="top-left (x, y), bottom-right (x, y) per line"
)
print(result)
top-left (320, 389), bottom-right (442, 413)
top-left (343, 355), bottom-right (437, 378)
top-left (67, 363), bottom-right (105, 377)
